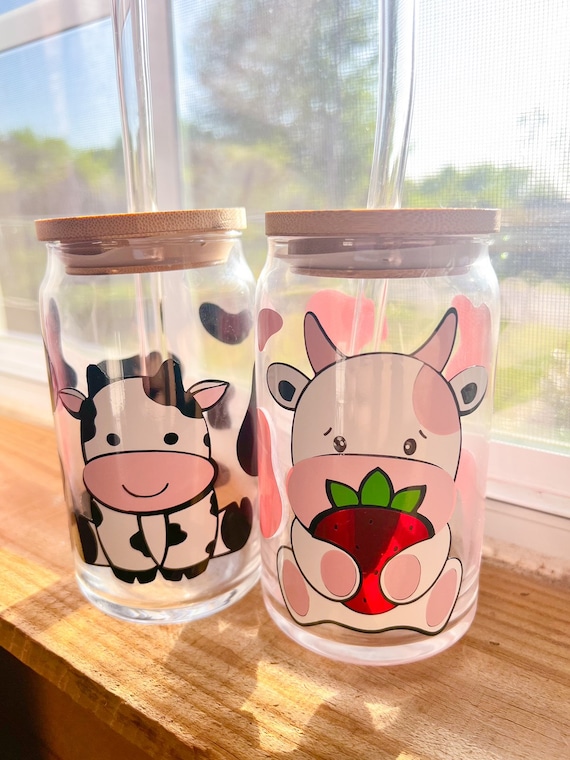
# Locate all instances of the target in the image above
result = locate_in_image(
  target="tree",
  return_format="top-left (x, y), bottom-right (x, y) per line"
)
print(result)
top-left (183, 0), bottom-right (377, 209)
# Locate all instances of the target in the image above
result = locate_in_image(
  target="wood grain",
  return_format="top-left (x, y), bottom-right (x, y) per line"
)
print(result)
top-left (264, 208), bottom-right (501, 236)
top-left (0, 415), bottom-right (568, 760)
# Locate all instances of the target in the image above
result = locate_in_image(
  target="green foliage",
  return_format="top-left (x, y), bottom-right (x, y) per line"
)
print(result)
top-left (402, 163), bottom-right (561, 209)
top-left (184, 0), bottom-right (377, 209)
top-left (0, 130), bottom-right (125, 217)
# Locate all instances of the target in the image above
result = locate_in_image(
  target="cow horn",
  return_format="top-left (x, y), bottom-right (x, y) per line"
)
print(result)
top-left (412, 308), bottom-right (458, 372)
top-left (304, 312), bottom-right (345, 374)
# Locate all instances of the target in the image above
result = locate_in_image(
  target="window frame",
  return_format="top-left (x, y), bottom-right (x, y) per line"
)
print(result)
top-left (0, 0), bottom-right (568, 562)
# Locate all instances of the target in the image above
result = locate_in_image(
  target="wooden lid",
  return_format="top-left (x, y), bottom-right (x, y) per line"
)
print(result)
top-left (265, 208), bottom-right (501, 236)
top-left (35, 208), bottom-right (247, 242)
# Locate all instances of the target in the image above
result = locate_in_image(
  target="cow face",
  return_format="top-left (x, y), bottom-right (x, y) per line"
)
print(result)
top-left (60, 359), bottom-right (228, 515)
top-left (267, 309), bottom-right (487, 480)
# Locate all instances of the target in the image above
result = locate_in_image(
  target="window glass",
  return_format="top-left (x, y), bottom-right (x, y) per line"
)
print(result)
top-left (0, 16), bottom-right (125, 337)
top-left (171, 0), bottom-right (570, 455)
top-left (1, 0), bottom-right (568, 460)
top-left (406, 0), bottom-right (570, 455)
top-left (171, 0), bottom-right (378, 270)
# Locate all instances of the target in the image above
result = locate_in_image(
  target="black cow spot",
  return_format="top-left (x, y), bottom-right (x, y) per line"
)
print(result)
top-left (74, 513), bottom-right (98, 565)
top-left (210, 492), bottom-right (219, 515)
top-left (130, 530), bottom-right (152, 557)
top-left (166, 523), bottom-right (188, 547)
top-left (236, 369), bottom-right (257, 476)
top-left (199, 303), bottom-right (253, 345)
top-left (220, 497), bottom-right (253, 552)
top-left (205, 539), bottom-right (216, 556)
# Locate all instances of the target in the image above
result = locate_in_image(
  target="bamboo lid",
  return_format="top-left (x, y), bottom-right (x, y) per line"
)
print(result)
top-left (35, 208), bottom-right (247, 242)
top-left (265, 208), bottom-right (501, 236)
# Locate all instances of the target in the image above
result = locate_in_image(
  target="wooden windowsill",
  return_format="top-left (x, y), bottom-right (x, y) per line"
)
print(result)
top-left (0, 415), bottom-right (569, 759)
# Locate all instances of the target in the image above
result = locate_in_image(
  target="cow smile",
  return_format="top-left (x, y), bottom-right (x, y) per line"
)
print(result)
top-left (121, 483), bottom-right (169, 499)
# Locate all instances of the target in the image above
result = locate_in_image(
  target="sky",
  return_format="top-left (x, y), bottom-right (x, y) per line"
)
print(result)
top-left (0, 0), bottom-right (569, 192)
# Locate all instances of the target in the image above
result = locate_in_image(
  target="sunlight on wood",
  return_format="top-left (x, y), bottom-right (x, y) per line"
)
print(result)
top-left (365, 701), bottom-right (401, 731)
top-left (241, 659), bottom-right (336, 753)
top-left (0, 550), bottom-right (59, 612)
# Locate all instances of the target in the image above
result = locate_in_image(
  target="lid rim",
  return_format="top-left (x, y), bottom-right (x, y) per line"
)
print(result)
top-left (35, 208), bottom-right (247, 242)
top-left (265, 208), bottom-right (501, 236)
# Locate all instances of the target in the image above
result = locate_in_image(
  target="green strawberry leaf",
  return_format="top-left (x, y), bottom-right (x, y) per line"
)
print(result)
top-left (326, 480), bottom-right (359, 508)
top-left (359, 467), bottom-right (392, 507)
top-left (391, 485), bottom-right (427, 513)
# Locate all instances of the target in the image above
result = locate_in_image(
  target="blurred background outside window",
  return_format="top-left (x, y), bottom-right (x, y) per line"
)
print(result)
top-left (0, 1), bottom-right (568, 518)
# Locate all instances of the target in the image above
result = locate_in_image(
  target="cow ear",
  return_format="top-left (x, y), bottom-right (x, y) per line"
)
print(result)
top-left (59, 388), bottom-right (86, 418)
top-left (449, 366), bottom-right (488, 416)
top-left (189, 380), bottom-right (229, 411)
top-left (267, 363), bottom-right (309, 410)
top-left (305, 312), bottom-right (345, 373)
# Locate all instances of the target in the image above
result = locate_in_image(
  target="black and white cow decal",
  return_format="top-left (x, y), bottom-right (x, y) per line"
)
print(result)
top-left (265, 308), bottom-right (487, 635)
top-left (60, 359), bottom-right (252, 584)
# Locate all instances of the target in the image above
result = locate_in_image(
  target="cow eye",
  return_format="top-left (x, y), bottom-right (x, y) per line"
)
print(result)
top-left (403, 438), bottom-right (417, 456)
top-left (333, 435), bottom-right (347, 453)
top-left (164, 432), bottom-right (179, 445)
top-left (106, 433), bottom-right (120, 446)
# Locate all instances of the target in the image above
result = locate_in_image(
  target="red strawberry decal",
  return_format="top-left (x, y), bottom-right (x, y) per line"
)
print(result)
top-left (311, 468), bottom-right (433, 614)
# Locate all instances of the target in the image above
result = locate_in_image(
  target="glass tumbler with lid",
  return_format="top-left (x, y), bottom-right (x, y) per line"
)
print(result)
top-left (256, 208), bottom-right (500, 665)
top-left (37, 208), bottom-right (259, 623)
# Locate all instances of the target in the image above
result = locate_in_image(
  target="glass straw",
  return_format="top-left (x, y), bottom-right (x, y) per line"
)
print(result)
top-left (350, 0), bottom-right (416, 356)
top-left (112, 0), bottom-right (165, 374)
top-left (112, 0), bottom-right (157, 213)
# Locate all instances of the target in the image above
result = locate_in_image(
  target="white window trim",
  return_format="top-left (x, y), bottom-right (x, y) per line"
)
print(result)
top-left (0, 1), bottom-right (568, 567)
top-left (0, 0), bottom-right (109, 53)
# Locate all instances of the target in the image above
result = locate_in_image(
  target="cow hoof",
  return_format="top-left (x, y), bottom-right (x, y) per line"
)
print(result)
top-left (281, 556), bottom-right (310, 618)
top-left (382, 553), bottom-right (422, 602)
top-left (320, 548), bottom-right (358, 598)
top-left (113, 567), bottom-right (158, 585)
top-left (425, 560), bottom-right (462, 630)
top-left (160, 558), bottom-right (210, 582)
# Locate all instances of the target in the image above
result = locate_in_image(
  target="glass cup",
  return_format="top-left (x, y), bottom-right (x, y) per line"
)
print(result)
top-left (256, 208), bottom-right (500, 664)
top-left (37, 208), bottom-right (259, 623)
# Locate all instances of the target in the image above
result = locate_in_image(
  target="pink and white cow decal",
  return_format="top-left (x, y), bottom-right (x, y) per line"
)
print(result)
top-left (266, 308), bottom-right (487, 634)
top-left (60, 359), bottom-right (252, 584)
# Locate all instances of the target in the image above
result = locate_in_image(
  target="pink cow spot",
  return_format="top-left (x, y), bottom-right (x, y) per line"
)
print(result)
top-left (257, 409), bottom-right (283, 538)
top-left (282, 558), bottom-right (310, 617)
top-left (413, 364), bottom-right (461, 436)
top-left (258, 308), bottom-right (283, 351)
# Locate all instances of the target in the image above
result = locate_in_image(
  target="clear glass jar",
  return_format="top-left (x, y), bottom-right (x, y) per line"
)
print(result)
top-left (256, 208), bottom-right (500, 665)
top-left (37, 209), bottom-right (259, 623)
